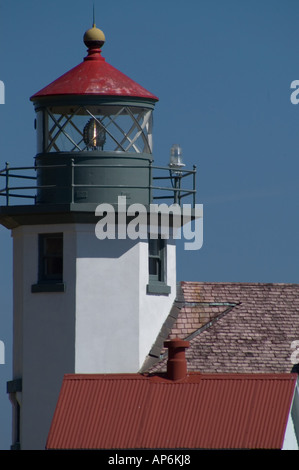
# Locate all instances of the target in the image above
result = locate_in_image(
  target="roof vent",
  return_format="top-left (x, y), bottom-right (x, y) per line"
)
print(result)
top-left (164, 338), bottom-right (190, 381)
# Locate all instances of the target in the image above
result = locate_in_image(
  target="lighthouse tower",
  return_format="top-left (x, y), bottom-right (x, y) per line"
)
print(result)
top-left (0, 23), bottom-right (196, 450)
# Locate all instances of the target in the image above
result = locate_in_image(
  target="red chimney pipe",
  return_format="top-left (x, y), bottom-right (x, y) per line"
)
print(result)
top-left (164, 338), bottom-right (190, 381)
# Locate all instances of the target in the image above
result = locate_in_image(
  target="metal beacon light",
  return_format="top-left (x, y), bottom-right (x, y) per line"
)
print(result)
top-left (169, 144), bottom-right (186, 203)
top-left (169, 144), bottom-right (185, 173)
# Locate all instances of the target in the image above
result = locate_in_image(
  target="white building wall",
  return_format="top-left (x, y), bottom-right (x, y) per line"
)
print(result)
top-left (75, 225), bottom-right (176, 372)
top-left (282, 415), bottom-right (299, 450)
top-left (282, 380), bottom-right (299, 450)
top-left (75, 227), bottom-right (141, 373)
top-left (12, 224), bottom-right (77, 450)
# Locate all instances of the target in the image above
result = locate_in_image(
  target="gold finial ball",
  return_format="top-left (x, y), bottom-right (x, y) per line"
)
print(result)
top-left (84, 25), bottom-right (105, 49)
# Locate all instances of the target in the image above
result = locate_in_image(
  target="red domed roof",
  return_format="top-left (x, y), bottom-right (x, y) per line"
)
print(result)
top-left (31, 26), bottom-right (158, 102)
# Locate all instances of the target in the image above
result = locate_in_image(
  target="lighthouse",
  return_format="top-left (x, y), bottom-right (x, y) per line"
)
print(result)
top-left (0, 23), bottom-right (197, 450)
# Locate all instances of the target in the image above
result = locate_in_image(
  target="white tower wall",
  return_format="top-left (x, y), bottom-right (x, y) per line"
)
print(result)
top-left (11, 222), bottom-right (176, 449)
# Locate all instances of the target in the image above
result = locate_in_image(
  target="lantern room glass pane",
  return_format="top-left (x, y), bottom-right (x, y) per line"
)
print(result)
top-left (39, 105), bottom-right (153, 154)
top-left (36, 110), bottom-right (44, 154)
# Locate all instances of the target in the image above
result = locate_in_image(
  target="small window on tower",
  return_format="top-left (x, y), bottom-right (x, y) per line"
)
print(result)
top-left (147, 236), bottom-right (171, 296)
top-left (39, 233), bottom-right (63, 282)
top-left (148, 238), bottom-right (165, 282)
top-left (31, 233), bottom-right (65, 293)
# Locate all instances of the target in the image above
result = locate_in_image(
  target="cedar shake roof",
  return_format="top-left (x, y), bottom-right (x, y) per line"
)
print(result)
top-left (141, 282), bottom-right (299, 374)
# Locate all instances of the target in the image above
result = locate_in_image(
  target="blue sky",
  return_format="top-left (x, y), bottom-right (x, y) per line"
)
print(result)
top-left (1, 0), bottom-right (299, 449)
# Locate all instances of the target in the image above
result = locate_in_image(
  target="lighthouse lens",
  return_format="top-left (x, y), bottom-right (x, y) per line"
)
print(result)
top-left (83, 118), bottom-right (106, 150)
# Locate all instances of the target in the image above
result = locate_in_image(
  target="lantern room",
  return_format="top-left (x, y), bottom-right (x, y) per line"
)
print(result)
top-left (0, 23), bottom-right (196, 216)
top-left (30, 24), bottom-right (158, 206)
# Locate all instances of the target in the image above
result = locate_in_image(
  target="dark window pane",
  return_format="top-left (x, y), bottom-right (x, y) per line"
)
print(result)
top-left (39, 233), bottom-right (63, 282)
top-left (148, 236), bottom-right (165, 282)
top-left (44, 237), bottom-right (63, 256)
top-left (44, 257), bottom-right (63, 278)
top-left (149, 258), bottom-right (159, 276)
top-left (149, 239), bottom-right (159, 256)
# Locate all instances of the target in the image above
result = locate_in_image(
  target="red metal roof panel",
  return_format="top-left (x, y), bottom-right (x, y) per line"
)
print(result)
top-left (30, 52), bottom-right (158, 101)
top-left (46, 373), bottom-right (297, 450)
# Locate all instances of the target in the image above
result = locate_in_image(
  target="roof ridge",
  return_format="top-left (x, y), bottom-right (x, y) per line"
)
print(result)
top-left (63, 372), bottom-right (298, 382)
top-left (181, 281), bottom-right (299, 287)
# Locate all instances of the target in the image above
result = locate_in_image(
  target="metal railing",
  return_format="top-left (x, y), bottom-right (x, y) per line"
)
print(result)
top-left (151, 163), bottom-right (197, 206)
top-left (0, 160), bottom-right (196, 207)
top-left (0, 162), bottom-right (37, 205)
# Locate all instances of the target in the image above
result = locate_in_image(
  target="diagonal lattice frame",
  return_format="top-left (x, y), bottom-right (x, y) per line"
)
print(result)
top-left (44, 106), bottom-right (153, 154)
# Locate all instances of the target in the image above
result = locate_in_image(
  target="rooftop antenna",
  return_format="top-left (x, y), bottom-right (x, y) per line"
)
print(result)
top-left (93, 2), bottom-right (96, 27)
top-left (83, 2), bottom-right (105, 50)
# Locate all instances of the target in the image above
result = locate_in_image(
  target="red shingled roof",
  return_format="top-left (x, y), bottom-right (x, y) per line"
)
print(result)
top-left (46, 372), bottom-right (297, 450)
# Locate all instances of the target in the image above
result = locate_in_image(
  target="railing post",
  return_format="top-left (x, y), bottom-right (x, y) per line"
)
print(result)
top-left (149, 160), bottom-right (152, 204)
top-left (176, 177), bottom-right (179, 204)
top-left (174, 176), bottom-right (182, 205)
top-left (5, 162), bottom-right (9, 206)
top-left (193, 165), bottom-right (197, 208)
top-left (70, 158), bottom-right (74, 204)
